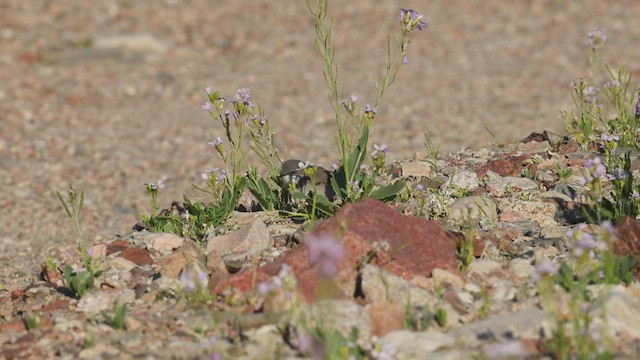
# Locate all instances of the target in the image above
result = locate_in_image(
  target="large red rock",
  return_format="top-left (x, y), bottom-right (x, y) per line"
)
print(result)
top-left (216, 198), bottom-right (459, 302)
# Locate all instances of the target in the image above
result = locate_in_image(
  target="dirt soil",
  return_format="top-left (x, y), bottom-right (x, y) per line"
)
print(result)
top-left (2, 0), bottom-right (640, 288)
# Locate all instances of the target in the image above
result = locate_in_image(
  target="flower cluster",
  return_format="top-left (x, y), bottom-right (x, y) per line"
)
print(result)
top-left (306, 235), bottom-right (345, 277)
top-left (587, 28), bottom-right (607, 50)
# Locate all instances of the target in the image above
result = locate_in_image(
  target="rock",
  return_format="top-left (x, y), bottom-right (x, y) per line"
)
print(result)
top-left (76, 288), bottom-right (136, 314)
top-left (87, 244), bottom-right (107, 259)
top-left (361, 264), bottom-right (439, 307)
top-left (118, 247), bottom-right (153, 266)
top-left (449, 196), bottom-right (497, 225)
top-left (146, 233), bottom-right (184, 252)
top-left (432, 268), bottom-right (464, 289)
top-left (476, 154), bottom-right (529, 180)
top-left (376, 330), bottom-right (455, 358)
top-left (444, 170), bottom-right (479, 194)
top-left (216, 199), bottom-right (459, 302)
top-left (614, 217), bottom-right (640, 278)
top-left (451, 309), bottom-right (552, 347)
top-left (107, 257), bottom-right (138, 271)
top-left (484, 170), bottom-right (539, 197)
top-left (301, 300), bottom-right (371, 347)
top-left (94, 33), bottom-right (167, 53)
top-left (157, 239), bottom-right (206, 279)
top-left (206, 220), bottom-right (271, 273)
top-left (467, 260), bottom-right (502, 277)
top-left (508, 258), bottom-right (535, 279)
top-left (367, 301), bottom-right (405, 337)
top-left (400, 160), bottom-right (435, 178)
top-left (508, 220), bottom-right (543, 238)
top-left (593, 287), bottom-right (640, 339)
top-left (496, 198), bottom-right (558, 228)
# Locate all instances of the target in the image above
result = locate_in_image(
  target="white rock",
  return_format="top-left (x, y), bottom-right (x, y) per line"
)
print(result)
top-left (509, 258), bottom-right (535, 279)
top-left (448, 170), bottom-right (479, 193)
top-left (147, 233), bottom-right (184, 252)
top-left (76, 288), bottom-right (136, 314)
top-left (495, 198), bottom-right (558, 228)
top-left (206, 220), bottom-right (271, 272)
top-left (377, 330), bottom-right (455, 358)
top-left (467, 260), bottom-right (502, 277)
top-left (400, 160), bottom-right (435, 178)
top-left (433, 268), bottom-right (464, 289)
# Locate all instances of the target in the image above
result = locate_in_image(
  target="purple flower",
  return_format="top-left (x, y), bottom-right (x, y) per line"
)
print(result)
top-left (202, 102), bottom-right (213, 111)
top-left (306, 235), bottom-right (344, 277)
top-left (372, 144), bottom-right (390, 160)
top-left (364, 103), bottom-right (377, 114)
top-left (148, 179), bottom-right (165, 190)
top-left (532, 260), bottom-right (560, 281)
top-left (635, 89), bottom-right (640, 119)
top-left (587, 28), bottom-right (607, 50)
top-left (208, 137), bottom-right (224, 147)
top-left (600, 133), bottom-right (619, 142)
top-left (400, 9), bottom-right (428, 31)
top-left (402, 55), bottom-right (408, 65)
top-left (204, 87), bottom-right (213, 94)
top-left (416, 184), bottom-right (425, 191)
top-left (234, 88), bottom-right (252, 106)
top-left (607, 168), bottom-right (627, 181)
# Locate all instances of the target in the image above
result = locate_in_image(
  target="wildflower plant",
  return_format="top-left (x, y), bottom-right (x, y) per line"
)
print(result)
top-left (536, 222), bottom-right (635, 359)
top-left (562, 28), bottom-right (640, 224)
top-left (56, 185), bottom-right (88, 253)
top-left (305, 1), bottom-right (425, 205)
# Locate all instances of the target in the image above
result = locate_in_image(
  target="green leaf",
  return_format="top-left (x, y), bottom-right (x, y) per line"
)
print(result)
top-left (370, 180), bottom-right (406, 202)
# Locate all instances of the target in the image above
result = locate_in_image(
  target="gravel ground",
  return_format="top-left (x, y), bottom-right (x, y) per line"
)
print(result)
top-left (2, 0), bottom-right (640, 288)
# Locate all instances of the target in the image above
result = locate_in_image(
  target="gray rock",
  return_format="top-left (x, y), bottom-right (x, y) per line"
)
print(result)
top-left (450, 196), bottom-right (498, 226)
top-left (206, 220), bottom-right (272, 273)
top-left (76, 288), bottom-right (136, 314)
top-left (376, 330), bottom-right (455, 359)
top-left (451, 309), bottom-right (552, 347)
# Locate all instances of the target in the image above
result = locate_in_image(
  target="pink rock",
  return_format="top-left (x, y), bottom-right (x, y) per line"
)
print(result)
top-left (87, 244), bottom-right (107, 259)
top-left (216, 198), bottom-right (459, 302)
top-left (148, 233), bottom-right (184, 252)
top-left (206, 220), bottom-right (271, 273)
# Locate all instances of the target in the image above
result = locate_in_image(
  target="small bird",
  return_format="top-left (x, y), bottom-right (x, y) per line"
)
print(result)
top-left (279, 159), bottom-right (335, 202)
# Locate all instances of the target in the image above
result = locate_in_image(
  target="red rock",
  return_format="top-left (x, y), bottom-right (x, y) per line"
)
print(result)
top-left (107, 240), bottom-right (131, 255)
top-left (118, 247), bottom-right (154, 266)
top-left (475, 154), bottom-right (529, 180)
top-left (614, 217), bottom-right (640, 279)
top-left (0, 317), bottom-right (26, 332)
top-left (368, 302), bottom-right (405, 336)
top-left (40, 298), bottom-right (69, 313)
top-left (216, 198), bottom-right (458, 302)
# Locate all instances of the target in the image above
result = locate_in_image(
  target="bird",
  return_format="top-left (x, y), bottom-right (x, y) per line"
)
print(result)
top-left (279, 159), bottom-right (336, 202)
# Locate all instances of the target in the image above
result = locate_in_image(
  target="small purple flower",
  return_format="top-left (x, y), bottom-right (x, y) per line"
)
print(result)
top-left (202, 102), bottom-right (213, 111)
top-left (148, 179), bottom-right (165, 190)
top-left (604, 80), bottom-right (620, 89)
top-left (350, 94), bottom-right (358, 103)
top-left (600, 133), bottom-right (619, 142)
top-left (532, 260), bottom-right (560, 281)
top-left (416, 184), bottom-right (425, 191)
top-left (400, 9), bottom-right (428, 31)
top-left (234, 88), bottom-right (252, 106)
top-left (204, 87), bottom-right (213, 94)
top-left (306, 235), bottom-right (344, 277)
top-left (635, 89), bottom-right (640, 119)
top-left (402, 55), bottom-right (408, 65)
top-left (587, 28), bottom-right (607, 49)
top-left (600, 220), bottom-right (616, 239)
top-left (208, 137), bottom-right (224, 147)
top-left (364, 103), bottom-right (377, 114)
top-left (607, 168), bottom-right (627, 181)
top-left (583, 86), bottom-right (598, 102)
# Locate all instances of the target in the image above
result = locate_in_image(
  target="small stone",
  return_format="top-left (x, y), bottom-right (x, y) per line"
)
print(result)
top-left (367, 302), bottom-right (405, 337)
top-left (432, 268), bottom-right (464, 289)
top-left (118, 247), bottom-right (153, 266)
top-left (377, 330), bottom-right (455, 357)
top-left (400, 160), bottom-right (435, 178)
top-left (76, 288), bottom-right (135, 314)
top-left (147, 233), bottom-right (184, 252)
top-left (509, 258), bottom-right (535, 279)
top-left (108, 257), bottom-right (138, 271)
top-left (445, 170), bottom-right (479, 193)
top-left (87, 244), bottom-right (107, 259)
top-left (206, 220), bottom-right (271, 273)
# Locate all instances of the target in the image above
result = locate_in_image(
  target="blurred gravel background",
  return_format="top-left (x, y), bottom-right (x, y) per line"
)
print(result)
top-left (2, 0), bottom-right (640, 287)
